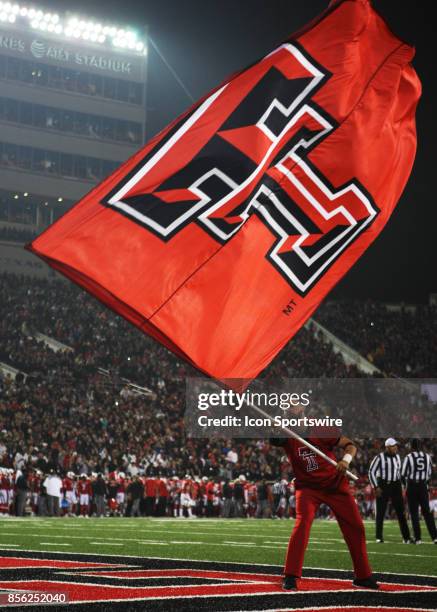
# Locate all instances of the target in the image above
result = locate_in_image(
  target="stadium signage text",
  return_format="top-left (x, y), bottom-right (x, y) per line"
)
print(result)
top-left (0, 29), bottom-right (143, 79)
top-left (29, 40), bottom-right (133, 74)
top-left (0, 34), bottom-right (25, 52)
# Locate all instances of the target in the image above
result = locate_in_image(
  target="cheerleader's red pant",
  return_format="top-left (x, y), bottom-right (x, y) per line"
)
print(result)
top-left (285, 485), bottom-right (372, 579)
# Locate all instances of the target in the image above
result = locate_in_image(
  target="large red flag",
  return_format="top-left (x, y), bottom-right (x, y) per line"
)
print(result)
top-left (28, 0), bottom-right (421, 383)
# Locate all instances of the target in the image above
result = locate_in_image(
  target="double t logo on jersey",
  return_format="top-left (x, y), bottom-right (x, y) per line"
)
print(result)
top-left (298, 446), bottom-right (319, 472)
top-left (102, 42), bottom-right (379, 295)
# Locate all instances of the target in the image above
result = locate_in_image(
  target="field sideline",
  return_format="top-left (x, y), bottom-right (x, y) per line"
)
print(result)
top-left (0, 517), bottom-right (436, 576)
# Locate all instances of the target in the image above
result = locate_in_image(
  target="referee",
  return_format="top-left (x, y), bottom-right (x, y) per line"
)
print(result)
top-left (368, 438), bottom-right (411, 543)
top-left (402, 439), bottom-right (437, 544)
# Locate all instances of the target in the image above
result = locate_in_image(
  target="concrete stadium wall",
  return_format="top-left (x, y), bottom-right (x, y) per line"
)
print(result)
top-left (0, 240), bottom-right (58, 279)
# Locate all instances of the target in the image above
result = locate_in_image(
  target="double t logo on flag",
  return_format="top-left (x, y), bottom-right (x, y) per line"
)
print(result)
top-left (28, 0), bottom-right (421, 383)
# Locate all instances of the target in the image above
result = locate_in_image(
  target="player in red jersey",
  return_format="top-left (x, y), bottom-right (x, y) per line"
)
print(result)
top-left (212, 480), bottom-right (222, 517)
top-left (271, 433), bottom-right (378, 591)
top-left (29, 470), bottom-right (42, 516)
top-left (0, 468), bottom-right (10, 514)
top-left (205, 478), bottom-right (216, 517)
top-left (77, 474), bottom-right (92, 517)
top-left (116, 472), bottom-right (127, 516)
top-left (180, 475), bottom-right (195, 518)
top-left (247, 481), bottom-right (258, 518)
top-left (62, 472), bottom-right (77, 516)
top-left (169, 476), bottom-right (181, 517)
top-left (144, 475), bottom-right (157, 516)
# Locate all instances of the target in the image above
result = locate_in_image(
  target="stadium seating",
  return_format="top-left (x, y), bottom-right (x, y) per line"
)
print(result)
top-left (0, 273), bottom-right (435, 518)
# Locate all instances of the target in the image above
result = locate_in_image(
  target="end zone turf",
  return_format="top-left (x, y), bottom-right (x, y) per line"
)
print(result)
top-left (0, 518), bottom-right (436, 610)
top-left (0, 551), bottom-right (436, 611)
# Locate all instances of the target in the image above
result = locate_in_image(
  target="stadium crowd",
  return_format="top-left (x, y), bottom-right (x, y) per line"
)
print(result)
top-left (0, 273), bottom-right (436, 519)
top-left (316, 300), bottom-right (437, 378)
top-left (1, 468), bottom-right (381, 520)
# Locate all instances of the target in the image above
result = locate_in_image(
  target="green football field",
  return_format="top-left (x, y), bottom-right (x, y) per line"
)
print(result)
top-left (0, 517), bottom-right (436, 576)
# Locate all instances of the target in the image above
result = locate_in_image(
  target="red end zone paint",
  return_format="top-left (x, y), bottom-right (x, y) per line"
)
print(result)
top-left (82, 568), bottom-right (281, 580)
top-left (0, 553), bottom-right (435, 609)
top-left (0, 557), bottom-right (120, 569)
top-left (0, 573), bottom-right (435, 603)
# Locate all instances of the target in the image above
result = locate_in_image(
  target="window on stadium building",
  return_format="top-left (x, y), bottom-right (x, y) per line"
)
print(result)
top-left (0, 96), bottom-right (142, 145)
top-left (0, 190), bottom-right (73, 229)
top-left (0, 55), bottom-right (144, 106)
top-left (0, 141), bottom-right (120, 182)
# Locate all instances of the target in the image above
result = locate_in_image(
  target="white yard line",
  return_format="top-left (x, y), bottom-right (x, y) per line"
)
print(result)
top-left (1, 524), bottom-right (416, 545)
top-left (1, 547), bottom-right (436, 578)
top-left (2, 528), bottom-right (434, 550)
top-left (305, 546), bottom-right (437, 559)
top-left (89, 542), bottom-right (124, 546)
top-left (1, 531), bottom-right (434, 557)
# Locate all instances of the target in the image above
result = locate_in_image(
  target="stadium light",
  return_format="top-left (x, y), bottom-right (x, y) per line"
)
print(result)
top-left (0, 2), bottom-right (147, 54)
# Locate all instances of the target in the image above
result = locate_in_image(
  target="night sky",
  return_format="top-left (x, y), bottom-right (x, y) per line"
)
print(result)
top-left (42, 1), bottom-right (433, 302)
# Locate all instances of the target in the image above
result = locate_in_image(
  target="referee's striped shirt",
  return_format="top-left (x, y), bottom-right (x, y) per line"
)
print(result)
top-left (401, 451), bottom-right (433, 483)
top-left (368, 452), bottom-right (402, 487)
top-left (272, 481), bottom-right (287, 496)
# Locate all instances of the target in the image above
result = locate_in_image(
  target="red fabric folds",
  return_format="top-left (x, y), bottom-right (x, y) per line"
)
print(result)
top-left (28, 0), bottom-right (421, 383)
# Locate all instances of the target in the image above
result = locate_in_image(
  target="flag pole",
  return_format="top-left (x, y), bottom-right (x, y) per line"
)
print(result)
top-left (250, 403), bottom-right (359, 481)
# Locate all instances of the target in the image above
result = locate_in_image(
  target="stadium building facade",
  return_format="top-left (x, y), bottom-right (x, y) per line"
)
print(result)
top-left (0, 2), bottom-right (147, 231)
